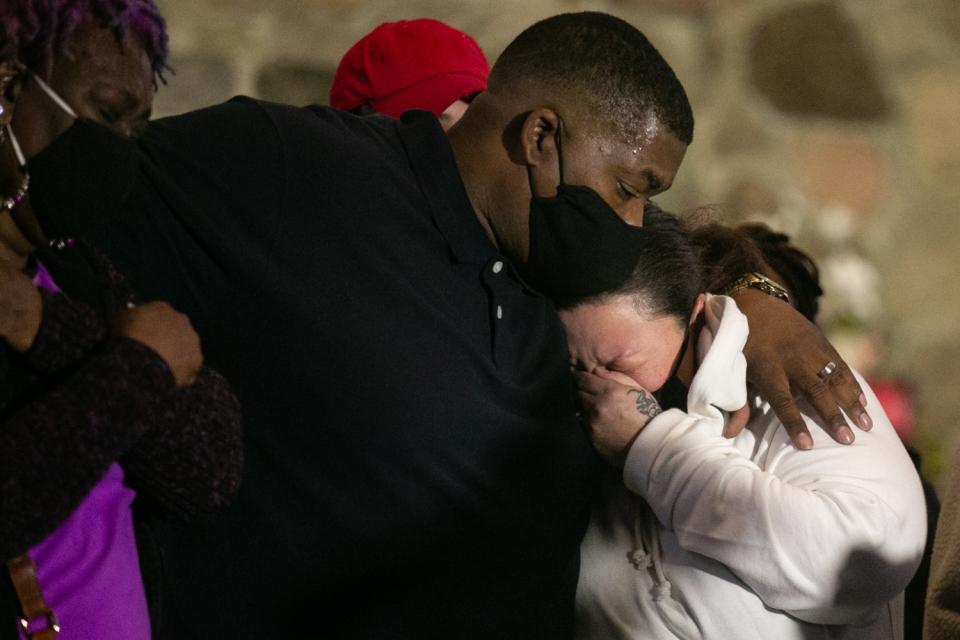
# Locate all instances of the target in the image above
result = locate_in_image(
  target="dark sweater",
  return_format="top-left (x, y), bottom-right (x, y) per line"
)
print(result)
top-left (0, 243), bottom-right (244, 635)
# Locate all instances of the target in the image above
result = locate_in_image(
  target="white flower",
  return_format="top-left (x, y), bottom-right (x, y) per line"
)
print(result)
top-left (819, 252), bottom-right (882, 323)
top-left (816, 205), bottom-right (856, 244)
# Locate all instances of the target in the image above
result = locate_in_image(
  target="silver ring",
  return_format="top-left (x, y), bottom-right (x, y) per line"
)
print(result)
top-left (817, 360), bottom-right (837, 380)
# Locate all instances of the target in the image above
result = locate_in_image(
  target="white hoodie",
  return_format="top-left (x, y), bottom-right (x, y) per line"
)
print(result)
top-left (575, 295), bottom-right (926, 640)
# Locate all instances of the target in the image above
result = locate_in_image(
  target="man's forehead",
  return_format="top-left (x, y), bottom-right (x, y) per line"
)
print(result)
top-left (589, 124), bottom-right (686, 180)
top-left (603, 114), bottom-right (674, 154)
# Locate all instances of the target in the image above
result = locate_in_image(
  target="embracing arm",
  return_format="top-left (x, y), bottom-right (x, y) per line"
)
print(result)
top-left (120, 365), bottom-right (243, 520)
top-left (76, 248), bottom-right (245, 518)
top-left (0, 294), bottom-right (241, 559)
top-left (0, 338), bottom-right (176, 561)
top-left (731, 289), bottom-right (871, 448)
top-left (689, 222), bottom-right (871, 448)
top-left (623, 379), bottom-right (927, 624)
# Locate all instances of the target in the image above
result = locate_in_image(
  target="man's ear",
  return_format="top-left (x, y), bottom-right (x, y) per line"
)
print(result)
top-left (0, 61), bottom-right (25, 127)
top-left (519, 108), bottom-right (561, 196)
top-left (519, 108), bottom-right (560, 165)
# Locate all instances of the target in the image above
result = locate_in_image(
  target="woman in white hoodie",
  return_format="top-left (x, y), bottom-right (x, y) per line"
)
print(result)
top-left (562, 219), bottom-right (927, 640)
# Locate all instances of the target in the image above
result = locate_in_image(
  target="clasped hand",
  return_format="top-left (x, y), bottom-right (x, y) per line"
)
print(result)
top-left (574, 368), bottom-right (663, 468)
top-left (0, 259), bottom-right (202, 387)
top-left (113, 301), bottom-right (203, 386)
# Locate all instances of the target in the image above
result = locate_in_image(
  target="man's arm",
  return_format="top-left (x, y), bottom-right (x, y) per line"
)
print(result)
top-left (690, 221), bottom-right (870, 448)
top-left (0, 338), bottom-right (176, 561)
top-left (120, 365), bottom-right (244, 520)
top-left (0, 296), bottom-right (224, 560)
top-left (731, 288), bottom-right (870, 449)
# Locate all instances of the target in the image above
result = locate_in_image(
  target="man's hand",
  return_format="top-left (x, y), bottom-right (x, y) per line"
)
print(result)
top-left (0, 265), bottom-right (43, 353)
top-left (731, 288), bottom-right (870, 449)
top-left (113, 301), bottom-right (203, 386)
top-left (574, 369), bottom-right (662, 468)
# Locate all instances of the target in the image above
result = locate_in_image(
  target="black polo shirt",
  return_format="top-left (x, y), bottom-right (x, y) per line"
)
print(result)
top-left (90, 98), bottom-right (597, 639)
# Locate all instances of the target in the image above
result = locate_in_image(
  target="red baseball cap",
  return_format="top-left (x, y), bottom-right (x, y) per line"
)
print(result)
top-left (330, 19), bottom-right (489, 118)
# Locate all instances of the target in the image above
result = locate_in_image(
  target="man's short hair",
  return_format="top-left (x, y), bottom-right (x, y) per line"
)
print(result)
top-left (488, 12), bottom-right (693, 145)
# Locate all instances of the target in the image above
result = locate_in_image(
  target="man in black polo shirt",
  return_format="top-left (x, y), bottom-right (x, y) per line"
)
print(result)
top-left (26, 11), bottom-right (868, 639)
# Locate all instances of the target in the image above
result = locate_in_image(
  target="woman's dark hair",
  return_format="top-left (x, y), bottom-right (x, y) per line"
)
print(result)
top-left (739, 223), bottom-right (823, 321)
top-left (561, 204), bottom-right (703, 327)
top-left (688, 222), bottom-right (769, 292)
top-left (688, 221), bottom-right (823, 322)
top-left (0, 0), bottom-right (169, 85)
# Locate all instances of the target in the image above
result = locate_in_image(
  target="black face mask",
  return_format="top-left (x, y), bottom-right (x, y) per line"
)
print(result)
top-left (28, 118), bottom-right (140, 241)
top-left (654, 324), bottom-right (692, 411)
top-left (517, 127), bottom-right (651, 302)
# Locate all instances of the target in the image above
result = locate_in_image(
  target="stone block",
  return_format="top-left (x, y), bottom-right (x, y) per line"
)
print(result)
top-left (153, 53), bottom-right (237, 118)
top-left (610, 0), bottom-right (742, 16)
top-left (937, 0), bottom-right (960, 43)
top-left (749, 2), bottom-right (889, 120)
top-left (879, 199), bottom-right (960, 342)
top-left (711, 105), bottom-right (771, 155)
top-left (257, 62), bottom-right (337, 107)
top-left (723, 178), bottom-right (781, 218)
top-left (904, 70), bottom-right (960, 199)
top-left (791, 132), bottom-right (888, 216)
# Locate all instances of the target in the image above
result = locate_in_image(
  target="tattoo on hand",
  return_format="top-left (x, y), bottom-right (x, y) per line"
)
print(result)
top-left (628, 389), bottom-right (663, 420)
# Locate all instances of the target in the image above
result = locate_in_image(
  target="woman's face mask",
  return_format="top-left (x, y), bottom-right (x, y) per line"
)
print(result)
top-left (7, 72), bottom-right (140, 242)
top-left (653, 324), bottom-right (692, 411)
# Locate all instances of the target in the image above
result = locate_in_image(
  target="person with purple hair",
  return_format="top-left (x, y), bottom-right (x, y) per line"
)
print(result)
top-left (0, 2), bottom-right (243, 639)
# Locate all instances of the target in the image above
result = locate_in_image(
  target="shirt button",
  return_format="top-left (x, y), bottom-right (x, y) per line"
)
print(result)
top-left (496, 305), bottom-right (503, 319)
top-left (492, 261), bottom-right (504, 274)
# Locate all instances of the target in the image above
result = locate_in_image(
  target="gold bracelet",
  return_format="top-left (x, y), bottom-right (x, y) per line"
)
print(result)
top-left (720, 272), bottom-right (790, 303)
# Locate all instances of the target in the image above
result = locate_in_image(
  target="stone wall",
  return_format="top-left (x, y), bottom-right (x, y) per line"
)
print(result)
top-left (154, 0), bottom-right (960, 487)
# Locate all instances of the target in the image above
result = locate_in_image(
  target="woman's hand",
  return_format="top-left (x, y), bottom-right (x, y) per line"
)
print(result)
top-left (730, 288), bottom-right (870, 449)
top-left (113, 301), bottom-right (203, 386)
top-left (0, 264), bottom-right (43, 352)
top-left (574, 369), bottom-right (662, 468)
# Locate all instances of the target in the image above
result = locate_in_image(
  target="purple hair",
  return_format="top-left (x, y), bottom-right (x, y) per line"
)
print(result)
top-left (0, 0), bottom-right (169, 84)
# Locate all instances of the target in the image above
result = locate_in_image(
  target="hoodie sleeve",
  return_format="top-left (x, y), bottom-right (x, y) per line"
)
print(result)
top-left (623, 298), bottom-right (926, 625)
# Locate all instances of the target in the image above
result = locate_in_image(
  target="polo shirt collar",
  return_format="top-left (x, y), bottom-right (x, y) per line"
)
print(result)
top-left (396, 111), bottom-right (498, 266)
